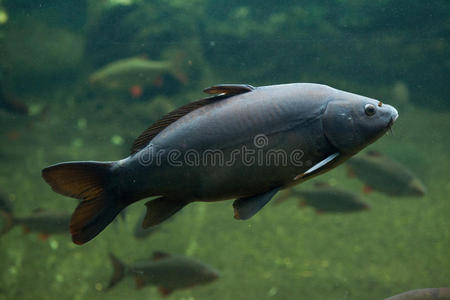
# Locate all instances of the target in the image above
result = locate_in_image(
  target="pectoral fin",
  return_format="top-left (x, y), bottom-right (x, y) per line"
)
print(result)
top-left (294, 153), bottom-right (340, 181)
top-left (233, 187), bottom-right (280, 220)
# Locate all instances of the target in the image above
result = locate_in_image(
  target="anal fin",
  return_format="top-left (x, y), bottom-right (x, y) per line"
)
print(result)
top-left (233, 187), bottom-right (280, 220)
top-left (143, 197), bottom-right (187, 228)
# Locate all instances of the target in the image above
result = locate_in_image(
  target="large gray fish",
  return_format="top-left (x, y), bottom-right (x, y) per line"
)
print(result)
top-left (384, 288), bottom-right (450, 300)
top-left (347, 151), bottom-right (426, 196)
top-left (42, 83), bottom-right (398, 244)
top-left (276, 183), bottom-right (369, 213)
top-left (108, 251), bottom-right (219, 296)
top-left (0, 208), bottom-right (70, 240)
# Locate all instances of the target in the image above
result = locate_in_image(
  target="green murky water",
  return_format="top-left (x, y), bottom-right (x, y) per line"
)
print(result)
top-left (0, 1), bottom-right (448, 299)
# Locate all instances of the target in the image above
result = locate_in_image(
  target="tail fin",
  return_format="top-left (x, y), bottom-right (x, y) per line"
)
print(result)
top-left (0, 210), bottom-right (14, 236)
top-left (108, 253), bottom-right (126, 289)
top-left (42, 161), bottom-right (124, 245)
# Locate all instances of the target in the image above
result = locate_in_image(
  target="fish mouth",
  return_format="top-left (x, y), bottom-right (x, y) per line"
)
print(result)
top-left (386, 119), bottom-right (394, 134)
top-left (391, 106), bottom-right (398, 123)
top-left (386, 107), bottom-right (399, 134)
top-left (389, 106), bottom-right (399, 124)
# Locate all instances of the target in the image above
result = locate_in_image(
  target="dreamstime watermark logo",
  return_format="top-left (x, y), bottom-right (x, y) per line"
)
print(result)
top-left (137, 134), bottom-right (306, 167)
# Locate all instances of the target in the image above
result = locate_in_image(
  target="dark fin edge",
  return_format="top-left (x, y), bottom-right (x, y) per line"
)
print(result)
top-left (142, 197), bottom-right (187, 229)
top-left (41, 161), bottom-right (123, 245)
top-left (130, 94), bottom-right (232, 155)
top-left (203, 84), bottom-right (255, 95)
top-left (233, 188), bottom-right (280, 220)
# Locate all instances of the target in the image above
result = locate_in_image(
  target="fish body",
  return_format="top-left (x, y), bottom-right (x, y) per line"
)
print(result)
top-left (89, 57), bottom-right (175, 90)
top-left (384, 288), bottom-right (450, 300)
top-left (122, 84), bottom-right (338, 200)
top-left (289, 185), bottom-right (369, 213)
top-left (347, 151), bottom-right (426, 196)
top-left (108, 252), bottom-right (219, 296)
top-left (42, 83), bottom-right (398, 244)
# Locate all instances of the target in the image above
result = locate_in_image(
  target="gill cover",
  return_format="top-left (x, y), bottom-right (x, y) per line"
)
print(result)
top-left (322, 99), bottom-right (393, 155)
top-left (322, 101), bottom-right (360, 154)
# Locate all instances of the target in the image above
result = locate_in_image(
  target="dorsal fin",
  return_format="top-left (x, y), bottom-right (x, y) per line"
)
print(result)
top-left (130, 93), bottom-right (231, 154)
top-left (203, 84), bottom-right (255, 95)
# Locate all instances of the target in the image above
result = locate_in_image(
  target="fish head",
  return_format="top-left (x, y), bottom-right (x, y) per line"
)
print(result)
top-left (200, 266), bottom-right (220, 283)
top-left (354, 201), bottom-right (370, 211)
top-left (192, 263), bottom-right (221, 283)
top-left (322, 93), bottom-right (398, 155)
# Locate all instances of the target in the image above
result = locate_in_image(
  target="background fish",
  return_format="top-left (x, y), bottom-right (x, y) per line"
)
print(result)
top-left (347, 151), bottom-right (426, 196)
top-left (384, 287), bottom-right (450, 300)
top-left (0, 208), bottom-right (70, 240)
top-left (276, 183), bottom-right (370, 213)
top-left (108, 251), bottom-right (220, 296)
top-left (89, 52), bottom-right (188, 95)
top-left (42, 83), bottom-right (398, 245)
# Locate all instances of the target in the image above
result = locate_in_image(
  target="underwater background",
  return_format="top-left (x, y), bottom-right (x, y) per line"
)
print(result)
top-left (0, 1), bottom-right (448, 299)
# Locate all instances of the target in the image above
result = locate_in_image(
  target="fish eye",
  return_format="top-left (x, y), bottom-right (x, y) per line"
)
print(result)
top-left (364, 104), bottom-right (376, 116)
